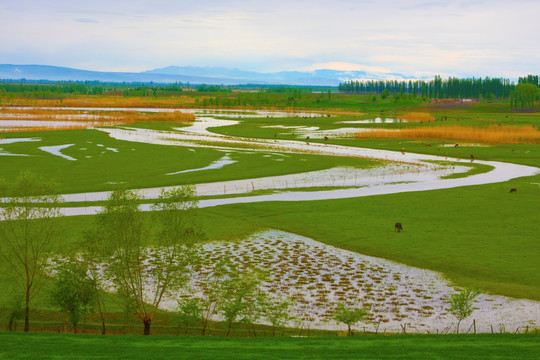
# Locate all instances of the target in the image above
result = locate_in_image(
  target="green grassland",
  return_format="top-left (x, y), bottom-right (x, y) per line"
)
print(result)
top-left (0, 332), bottom-right (538, 360)
top-left (0, 128), bottom-right (377, 194)
top-left (1, 98), bottom-right (540, 341)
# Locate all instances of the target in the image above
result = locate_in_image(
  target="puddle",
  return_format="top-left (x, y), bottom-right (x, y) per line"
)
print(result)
top-left (339, 118), bottom-right (406, 124)
top-left (0, 120), bottom-right (104, 129)
top-left (263, 125), bottom-right (380, 139)
top-left (173, 117), bottom-right (239, 136)
top-left (0, 149), bottom-right (29, 156)
top-left (294, 127), bottom-right (380, 139)
top-left (167, 154), bottom-right (236, 175)
top-left (39, 144), bottom-right (77, 161)
top-left (0, 137), bottom-right (41, 144)
top-left (441, 143), bottom-right (492, 147)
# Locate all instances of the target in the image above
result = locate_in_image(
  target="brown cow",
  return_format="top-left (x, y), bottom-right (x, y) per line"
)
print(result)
top-left (509, 188), bottom-right (517, 193)
top-left (395, 223), bottom-right (403, 232)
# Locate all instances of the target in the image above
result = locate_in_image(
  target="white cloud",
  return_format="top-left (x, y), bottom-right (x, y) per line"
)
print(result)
top-left (305, 62), bottom-right (391, 73)
top-left (0, 0), bottom-right (539, 78)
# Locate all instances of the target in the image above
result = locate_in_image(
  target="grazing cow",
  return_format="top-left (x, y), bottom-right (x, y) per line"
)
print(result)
top-left (509, 188), bottom-right (517, 193)
top-left (324, 136), bottom-right (328, 142)
top-left (395, 223), bottom-right (403, 232)
top-left (306, 136), bottom-right (310, 140)
top-left (454, 143), bottom-right (459, 148)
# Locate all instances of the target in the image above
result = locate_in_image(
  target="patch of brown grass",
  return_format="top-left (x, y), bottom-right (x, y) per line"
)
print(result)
top-left (1, 125), bottom-right (88, 132)
top-left (107, 110), bottom-right (194, 124)
top-left (0, 108), bottom-right (194, 132)
top-left (355, 125), bottom-right (540, 144)
top-left (398, 112), bottom-right (435, 122)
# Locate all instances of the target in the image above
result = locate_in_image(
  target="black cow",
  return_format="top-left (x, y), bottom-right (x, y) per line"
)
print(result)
top-left (395, 223), bottom-right (403, 232)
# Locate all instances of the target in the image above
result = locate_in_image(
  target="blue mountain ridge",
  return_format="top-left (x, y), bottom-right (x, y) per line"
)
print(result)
top-left (0, 64), bottom-right (412, 86)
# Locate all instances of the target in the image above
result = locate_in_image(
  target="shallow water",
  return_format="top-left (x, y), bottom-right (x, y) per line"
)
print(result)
top-left (0, 119), bottom-right (109, 129)
top-left (39, 144), bottom-right (77, 161)
top-left (3, 107), bottom-right (539, 213)
top-left (0, 137), bottom-right (41, 144)
top-left (167, 154), bottom-right (236, 175)
top-left (158, 229), bottom-right (540, 333)
top-left (339, 117), bottom-right (406, 124)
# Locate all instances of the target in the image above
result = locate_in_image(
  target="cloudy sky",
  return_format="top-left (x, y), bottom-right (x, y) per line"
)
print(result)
top-left (1, 0), bottom-right (538, 78)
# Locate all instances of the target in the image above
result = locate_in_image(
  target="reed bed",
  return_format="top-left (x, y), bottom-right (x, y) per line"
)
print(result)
top-left (1, 125), bottom-right (89, 132)
top-left (107, 110), bottom-right (194, 124)
top-left (355, 125), bottom-right (540, 144)
top-left (0, 108), bottom-right (194, 132)
top-left (398, 112), bottom-right (435, 122)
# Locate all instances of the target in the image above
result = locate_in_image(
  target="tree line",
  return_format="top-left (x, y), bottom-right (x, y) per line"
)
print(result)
top-left (339, 75), bottom-right (540, 110)
top-left (0, 82), bottom-right (103, 98)
top-left (338, 76), bottom-right (518, 100)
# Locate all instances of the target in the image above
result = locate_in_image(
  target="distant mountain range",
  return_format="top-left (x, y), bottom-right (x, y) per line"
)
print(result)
top-left (0, 64), bottom-right (413, 86)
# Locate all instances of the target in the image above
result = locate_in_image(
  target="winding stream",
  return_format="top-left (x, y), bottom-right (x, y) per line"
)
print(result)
top-left (53, 109), bottom-right (540, 216)
top-left (2, 108), bottom-right (539, 215)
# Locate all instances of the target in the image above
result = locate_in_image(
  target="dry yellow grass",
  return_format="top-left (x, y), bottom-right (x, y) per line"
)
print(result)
top-left (398, 112), bottom-right (435, 122)
top-left (0, 108), bottom-right (194, 132)
top-left (107, 110), bottom-right (194, 124)
top-left (355, 125), bottom-right (540, 144)
top-left (1, 125), bottom-right (88, 132)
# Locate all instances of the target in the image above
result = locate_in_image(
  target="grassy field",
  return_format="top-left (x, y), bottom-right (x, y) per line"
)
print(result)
top-left (0, 127), bottom-right (377, 194)
top-left (0, 332), bottom-right (538, 360)
top-left (1, 96), bottom-right (540, 342)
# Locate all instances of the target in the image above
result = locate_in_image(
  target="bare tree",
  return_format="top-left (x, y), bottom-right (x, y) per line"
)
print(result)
top-left (0, 172), bottom-right (62, 332)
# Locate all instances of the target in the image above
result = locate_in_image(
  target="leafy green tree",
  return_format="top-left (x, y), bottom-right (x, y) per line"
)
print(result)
top-left (511, 83), bottom-right (539, 110)
top-left (0, 172), bottom-right (62, 332)
top-left (263, 296), bottom-right (295, 336)
top-left (86, 186), bottom-right (202, 335)
top-left (218, 263), bottom-right (266, 336)
top-left (333, 303), bottom-right (368, 336)
top-left (176, 297), bottom-right (202, 335)
top-left (448, 288), bottom-right (479, 334)
top-left (50, 261), bottom-right (96, 333)
top-left (200, 259), bottom-right (230, 336)
top-left (5, 294), bottom-right (25, 331)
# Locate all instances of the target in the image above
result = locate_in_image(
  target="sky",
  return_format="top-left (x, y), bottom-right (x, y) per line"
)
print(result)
top-left (1, 0), bottom-right (539, 78)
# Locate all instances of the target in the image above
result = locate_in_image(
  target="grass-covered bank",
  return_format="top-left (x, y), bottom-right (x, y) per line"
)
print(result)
top-left (0, 332), bottom-right (538, 360)
top-left (0, 127), bottom-right (377, 194)
top-left (199, 174), bottom-right (540, 301)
